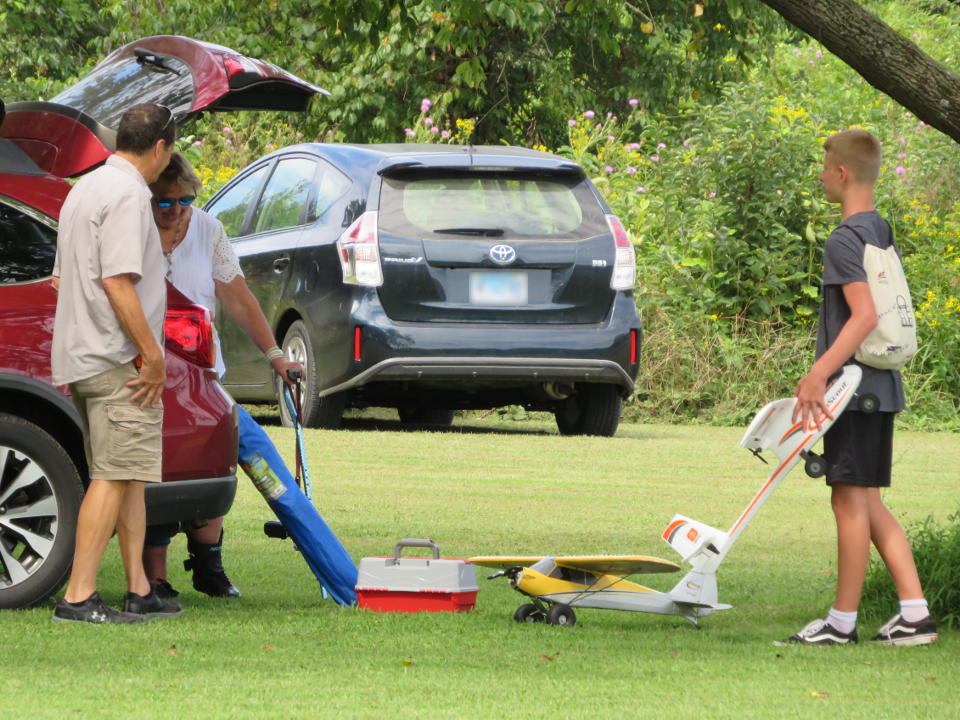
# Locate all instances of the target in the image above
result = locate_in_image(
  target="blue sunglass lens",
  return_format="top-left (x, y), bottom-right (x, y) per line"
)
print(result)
top-left (156, 195), bottom-right (196, 208)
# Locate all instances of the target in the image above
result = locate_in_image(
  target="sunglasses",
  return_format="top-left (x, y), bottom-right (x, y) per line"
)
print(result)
top-left (155, 195), bottom-right (196, 208)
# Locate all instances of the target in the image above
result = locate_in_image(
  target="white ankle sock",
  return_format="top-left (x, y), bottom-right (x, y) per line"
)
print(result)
top-left (827, 608), bottom-right (858, 634)
top-left (899, 598), bottom-right (929, 622)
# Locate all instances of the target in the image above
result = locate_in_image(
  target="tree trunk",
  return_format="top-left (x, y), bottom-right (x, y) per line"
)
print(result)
top-left (760, 0), bottom-right (960, 143)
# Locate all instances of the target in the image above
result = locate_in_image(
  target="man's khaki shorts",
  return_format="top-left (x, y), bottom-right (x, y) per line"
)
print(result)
top-left (71, 362), bottom-right (163, 483)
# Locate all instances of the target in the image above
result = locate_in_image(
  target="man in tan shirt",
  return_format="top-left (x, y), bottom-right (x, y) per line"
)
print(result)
top-left (51, 103), bottom-right (181, 623)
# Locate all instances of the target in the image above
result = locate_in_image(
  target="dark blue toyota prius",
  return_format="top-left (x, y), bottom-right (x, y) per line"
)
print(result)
top-left (206, 143), bottom-right (641, 436)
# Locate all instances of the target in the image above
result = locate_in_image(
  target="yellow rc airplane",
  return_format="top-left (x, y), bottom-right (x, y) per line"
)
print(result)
top-left (471, 365), bottom-right (867, 627)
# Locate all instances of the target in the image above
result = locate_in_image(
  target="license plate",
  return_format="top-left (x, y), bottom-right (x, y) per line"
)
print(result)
top-left (469, 271), bottom-right (528, 306)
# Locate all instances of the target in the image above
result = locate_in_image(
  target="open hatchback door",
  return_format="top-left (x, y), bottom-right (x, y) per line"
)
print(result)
top-left (0, 35), bottom-right (326, 178)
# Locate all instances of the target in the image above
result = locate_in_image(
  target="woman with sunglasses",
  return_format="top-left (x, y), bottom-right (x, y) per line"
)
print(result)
top-left (145, 152), bottom-right (301, 600)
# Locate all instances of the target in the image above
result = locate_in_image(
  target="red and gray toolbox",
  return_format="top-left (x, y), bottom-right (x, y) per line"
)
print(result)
top-left (356, 539), bottom-right (478, 612)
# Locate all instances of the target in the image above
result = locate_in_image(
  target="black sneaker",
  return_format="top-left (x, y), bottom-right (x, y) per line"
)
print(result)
top-left (774, 618), bottom-right (858, 646)
top-left (871, 613), bottom-right (938, 646)
top-left (123, 589), bottom-right (183, 620)
top-left (151, 579), bottom-right (180, 599)
top-left (53, 592), bottom-right (146, 625)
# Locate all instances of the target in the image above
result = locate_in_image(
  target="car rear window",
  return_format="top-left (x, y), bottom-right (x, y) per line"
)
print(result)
top-left (51, 55), bottom-right (195, 129)
top-left (379, 171), bottom-right (608, 240)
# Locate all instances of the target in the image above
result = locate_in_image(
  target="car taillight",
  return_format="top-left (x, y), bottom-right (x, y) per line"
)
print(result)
top-left (165, 304), bottom-right (216, 369)
top-left (606, 214), bottom-right (636, 291)
top-left (336, 211), bottom-right (383, 287)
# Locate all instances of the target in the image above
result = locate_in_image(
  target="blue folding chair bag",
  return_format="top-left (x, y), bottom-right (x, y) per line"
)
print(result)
top-left (237, 405), bottom-right (357, 606)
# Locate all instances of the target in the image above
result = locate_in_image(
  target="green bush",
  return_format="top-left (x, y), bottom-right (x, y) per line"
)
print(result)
top-left (567, 0), bottom-right (960, 426)
top-left (861, 510), bottom-right (960, 629)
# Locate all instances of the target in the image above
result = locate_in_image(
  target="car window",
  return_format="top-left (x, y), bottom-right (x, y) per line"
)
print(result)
top-left (206, 165), bottom-right (269, 238)
top-left (309, 160), bottom-right (352, 223)
top-left (379, 171), bottom-right (606, 240)
top-left (0, 200), bottom-right (57, 282)
top-left (50, 55), bottom-right (195, 129)
top-left (251, 157), bottom-right (317, 235)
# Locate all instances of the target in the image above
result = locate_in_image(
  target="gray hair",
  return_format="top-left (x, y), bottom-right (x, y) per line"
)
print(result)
top-left (152, 151), bottom-right (201, 194)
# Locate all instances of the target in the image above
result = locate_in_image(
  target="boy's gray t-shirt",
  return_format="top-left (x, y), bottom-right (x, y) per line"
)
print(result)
top-left (816, 210), bottom-right (906, 412)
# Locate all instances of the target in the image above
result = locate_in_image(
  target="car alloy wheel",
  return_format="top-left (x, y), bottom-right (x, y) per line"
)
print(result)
top-left (0, 414), bottom-right (83, 609)
top-left (276, 320), bottom-right (347, 429)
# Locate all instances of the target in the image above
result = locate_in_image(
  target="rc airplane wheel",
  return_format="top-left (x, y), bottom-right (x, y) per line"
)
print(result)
top-left (546, 604), bottom-right (576, 627)
top-left (804, 452), bottom-right (827, 479)
top-left (514, 603), bottom-right (545, 623)
top-left (857, 393), bottom-right (879, 414)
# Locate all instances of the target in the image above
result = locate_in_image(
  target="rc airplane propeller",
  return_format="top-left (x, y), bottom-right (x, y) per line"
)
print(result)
top-left (471, 365), bottom-right (870, 627)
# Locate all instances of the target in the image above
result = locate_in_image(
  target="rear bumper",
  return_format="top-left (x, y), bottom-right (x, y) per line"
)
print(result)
top-left (145, 475), bottom-right (238, 526)
top-left (321, 356), bottom-right (634, 397)
top-left (325, 289), bottom-right (641, 398)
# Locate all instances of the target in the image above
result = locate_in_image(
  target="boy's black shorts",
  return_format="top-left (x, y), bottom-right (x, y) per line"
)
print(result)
top-left (823, 410), bottom-right (894, 487)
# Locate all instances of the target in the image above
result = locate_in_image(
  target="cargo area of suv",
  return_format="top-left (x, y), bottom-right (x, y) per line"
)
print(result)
top-left (210, 144), bottom-right (642, 436)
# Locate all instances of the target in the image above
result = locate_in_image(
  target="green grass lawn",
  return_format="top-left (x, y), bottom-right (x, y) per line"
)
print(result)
top-left (3, 412), bottom-right (957, 719)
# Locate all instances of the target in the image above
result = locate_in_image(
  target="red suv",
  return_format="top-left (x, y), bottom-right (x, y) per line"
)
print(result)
top-left (0, 36), bottom-right (324, 609)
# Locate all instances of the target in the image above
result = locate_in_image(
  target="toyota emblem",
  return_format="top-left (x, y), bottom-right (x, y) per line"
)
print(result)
top-left (489, 244), bottom-right (517, 265)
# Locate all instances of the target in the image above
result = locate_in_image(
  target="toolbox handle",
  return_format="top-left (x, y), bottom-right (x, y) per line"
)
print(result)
top-left (393, 538), bottom-right (441, 561)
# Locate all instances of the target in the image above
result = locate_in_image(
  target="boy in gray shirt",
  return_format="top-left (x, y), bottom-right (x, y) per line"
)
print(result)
top-left (781, 129), bottom-right (936, 646)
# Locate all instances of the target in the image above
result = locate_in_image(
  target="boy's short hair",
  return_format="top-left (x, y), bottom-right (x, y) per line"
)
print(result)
top-left (824, 129), bottom-right (881, 185)
top-left (153, 152), bottom-right (201, 194)
top-left (116, 103), bottom-right (176, 154)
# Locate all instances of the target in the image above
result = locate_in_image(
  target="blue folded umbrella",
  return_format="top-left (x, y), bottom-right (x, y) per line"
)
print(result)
top-left (237, 404), bottom-right (357, 606)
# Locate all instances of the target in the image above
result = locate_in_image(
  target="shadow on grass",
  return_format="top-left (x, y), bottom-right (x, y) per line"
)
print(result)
top-left (244, 406), bottom-right (556, 436)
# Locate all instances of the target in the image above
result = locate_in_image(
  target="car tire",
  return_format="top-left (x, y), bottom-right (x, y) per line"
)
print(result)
top-left (277, 320), bottom-right (347, 430)
top-left (554, 384), bottom-right (622, 437)
top-left (0, 413), bottom-right (83, 609)
top-left (397, 407), bottom-right (455, 427)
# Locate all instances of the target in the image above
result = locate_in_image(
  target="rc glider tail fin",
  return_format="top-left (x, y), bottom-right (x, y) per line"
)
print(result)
top-left (661, 514), bottom-right (728, 573)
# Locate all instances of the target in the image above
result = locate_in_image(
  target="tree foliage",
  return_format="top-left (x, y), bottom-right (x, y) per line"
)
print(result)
top-left (761, 0), bottom-right (960, 144)
top-left (0, 0), bottom-right (109, 98)
top-left (14, 0), bottom-right (783, 145)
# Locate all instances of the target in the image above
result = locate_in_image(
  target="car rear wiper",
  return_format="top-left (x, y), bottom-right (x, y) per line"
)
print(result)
top-left (433, 227), bottom-right (505, 237)
top-left (134, 48), bottom-right (182, 75)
